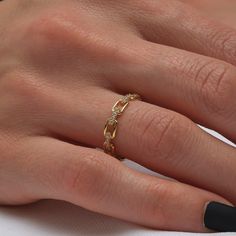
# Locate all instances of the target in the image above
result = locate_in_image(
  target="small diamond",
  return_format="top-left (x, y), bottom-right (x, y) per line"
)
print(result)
top-left (121, 99), bottom-right (128, 104)
top-left (122, 96), bottom-right (129, 102)
top-left (112, 107), bottom-right (121, 115)
top-left (108, 118), bottom-right (116, 125)
top-left (105, 132), bottom-right (112, 139)
top-left (111, 114), bottom-right (117, 119)
top-left (114, 107), bottom-right (121, 112)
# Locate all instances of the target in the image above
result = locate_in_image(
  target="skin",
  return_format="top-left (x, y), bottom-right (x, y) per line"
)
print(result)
top-left (0, 0), bottom-right (236, 232)
top-left (183, 0), bottom-right (236, 28)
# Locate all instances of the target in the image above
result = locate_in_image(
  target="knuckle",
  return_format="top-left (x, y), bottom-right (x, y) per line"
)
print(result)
top-left (142, 181), bottom-right (187, 229)
top-left (61, 152), bottom-right (116, 203)
top-left (156, 183), bottom-right (186, 229)
top-left (134, 106), bottom-right (192, 164)
top-left (194, 61), bottom-right (228, 92)
top-left (208, 27), bottom-right (236, 62)
top-left (22, 9), bottom-right (82, 56)
top-left (20, 7), bottom-right (136, 69)
top-left (192, 60), bottom-right (235, 115)
top-left (141, 181), bottom-right (167, 222)
top-left (20, 7), bottom-right (97, 64)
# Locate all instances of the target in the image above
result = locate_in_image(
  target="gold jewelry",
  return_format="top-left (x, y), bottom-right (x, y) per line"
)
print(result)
top-left (103, 93), bottom-right (141, 160)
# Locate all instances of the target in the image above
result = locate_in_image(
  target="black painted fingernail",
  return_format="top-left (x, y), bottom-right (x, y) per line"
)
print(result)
top-left (204, 201), bottom-right (236, 232)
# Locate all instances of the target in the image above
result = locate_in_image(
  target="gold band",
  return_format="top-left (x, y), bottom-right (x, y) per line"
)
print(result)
top-left (103, 93), bottom-right (141, 160)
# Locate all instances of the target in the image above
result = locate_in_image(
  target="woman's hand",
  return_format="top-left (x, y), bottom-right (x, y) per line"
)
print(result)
top-left (1, 0), bottom-right (236, 232)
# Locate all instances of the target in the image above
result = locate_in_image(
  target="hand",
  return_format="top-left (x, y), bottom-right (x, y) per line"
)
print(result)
top-left (1, 0), bottom-right (236, 232)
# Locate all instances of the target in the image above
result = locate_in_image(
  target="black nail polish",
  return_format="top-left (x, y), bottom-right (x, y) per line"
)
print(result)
top-left (204, 201), bottom-right (236, 232)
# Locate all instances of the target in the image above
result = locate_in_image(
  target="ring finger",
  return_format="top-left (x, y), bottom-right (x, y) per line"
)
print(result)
top-left (44, 86), bottom-right (236, 206)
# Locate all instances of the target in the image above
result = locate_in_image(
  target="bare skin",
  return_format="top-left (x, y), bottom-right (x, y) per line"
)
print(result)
top-left (0, 0), bottom-right (236, 232)
top-left (183, 0), bottom-right (236, 27)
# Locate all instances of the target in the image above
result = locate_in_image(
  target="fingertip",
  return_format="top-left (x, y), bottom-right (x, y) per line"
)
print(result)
top-left (203, 200), bottom-right (236, 232)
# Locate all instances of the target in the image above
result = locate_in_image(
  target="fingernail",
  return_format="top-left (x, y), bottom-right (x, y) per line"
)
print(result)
top-left (204, 201), bottom-right (236, 232)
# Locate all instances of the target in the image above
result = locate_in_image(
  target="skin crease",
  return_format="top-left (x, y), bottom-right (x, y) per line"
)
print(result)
top-left (1, 0), bottom-right (236, 232)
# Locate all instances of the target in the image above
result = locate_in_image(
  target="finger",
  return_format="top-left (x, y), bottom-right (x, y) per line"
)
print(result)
top-left (108, 39), bottom-right (236, 143)
top-left (44, 87), bottom-right (236, 206)
top-left (126, 0), bottom-right (236, 66)
top-left (12, 135), bottom-right (233, 232)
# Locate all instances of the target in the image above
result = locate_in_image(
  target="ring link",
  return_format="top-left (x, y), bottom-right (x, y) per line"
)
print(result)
top-left (103, 93), bottom-right (141, 160)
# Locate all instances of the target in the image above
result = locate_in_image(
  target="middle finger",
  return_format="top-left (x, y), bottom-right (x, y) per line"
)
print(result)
top-left (107, 38), bottom-right (236, 144)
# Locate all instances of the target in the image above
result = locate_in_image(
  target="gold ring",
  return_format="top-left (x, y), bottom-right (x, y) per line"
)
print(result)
top-left (103, 93), bottom-right (141, 160)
